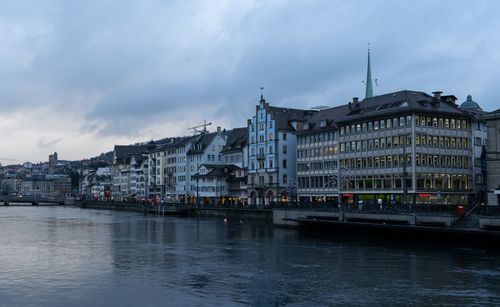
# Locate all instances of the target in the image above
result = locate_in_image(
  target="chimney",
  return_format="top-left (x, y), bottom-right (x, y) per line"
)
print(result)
top-left (352, 97), bottom-right (359, 108)
top-left (217, 126), bottom-right (221, 133)
top-left (348, 101), bottom-right (352, 110)
top-left (432, 91), bottom-right (443, 101)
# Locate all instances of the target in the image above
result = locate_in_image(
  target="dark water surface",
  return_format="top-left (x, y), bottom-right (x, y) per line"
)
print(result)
top-left (0, 207), bottom-right (499, 306)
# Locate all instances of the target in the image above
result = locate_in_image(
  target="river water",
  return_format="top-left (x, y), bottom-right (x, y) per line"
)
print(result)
top-left (0, 206), bottom-right (499, 306)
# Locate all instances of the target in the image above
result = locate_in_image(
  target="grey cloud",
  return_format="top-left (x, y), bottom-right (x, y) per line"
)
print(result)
top-left (1, 0), bottom-right (500, 140)
top-left (37, 138), bottom-right (62, 149)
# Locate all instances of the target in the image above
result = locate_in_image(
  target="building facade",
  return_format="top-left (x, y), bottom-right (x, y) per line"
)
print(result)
top-left (296, 90), bottom-right (476, 206)
top-left (485, 108), bottom-right (500, 205)
top-left (247, 95), bottom-right (315, 205)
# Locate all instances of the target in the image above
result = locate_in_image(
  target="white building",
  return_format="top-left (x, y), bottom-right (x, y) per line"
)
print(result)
top-left (185, 131), bottom-right (227, 204)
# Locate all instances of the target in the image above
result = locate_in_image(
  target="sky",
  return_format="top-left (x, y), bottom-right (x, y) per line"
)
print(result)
top-left (1, 0), bottom-right (499, 163)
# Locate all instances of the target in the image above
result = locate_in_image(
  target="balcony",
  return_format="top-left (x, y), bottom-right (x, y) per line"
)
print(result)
top-left (256, 153), bottom-right (265, 160)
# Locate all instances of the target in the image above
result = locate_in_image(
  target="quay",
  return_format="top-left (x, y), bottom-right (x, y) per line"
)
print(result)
top-left (72, 200), bottom-right (500, 244)
top-left (78, 200), bottom-right (273, 221)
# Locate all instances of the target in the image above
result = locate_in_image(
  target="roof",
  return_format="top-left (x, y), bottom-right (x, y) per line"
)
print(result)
top-left (268, 105), bottom-right (316, 131)
top-left (187, 132), bottom-right (218, 155)
top-left (459, 95), bottom-right (483, 111)
top-left (221, 127), bottom-right (248, 154)
top-left (336, 90), bottom-right (468, 123)
top-left (146, 135), bottom-right (199, 154)
top-left (485, 108), bottom-right (500, 120)
top-left (298, 104), bottom-right (350, 134)
top-left (114, 145), bottom-right (148, 164)
top-left (196, 164), bottom-right (242, 178)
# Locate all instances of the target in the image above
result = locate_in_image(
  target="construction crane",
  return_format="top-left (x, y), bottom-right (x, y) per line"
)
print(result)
top-left (187, 120), bottom-right (212, 134)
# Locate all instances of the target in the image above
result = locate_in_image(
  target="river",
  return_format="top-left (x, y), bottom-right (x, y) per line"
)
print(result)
top-left (0, 206), bottom-right (499, 306)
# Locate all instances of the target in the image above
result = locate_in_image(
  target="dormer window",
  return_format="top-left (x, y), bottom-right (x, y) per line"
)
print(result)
top-left (320, 120), bottom-right (326, 128)
top-left (303, 123), bottom-right (309, 130)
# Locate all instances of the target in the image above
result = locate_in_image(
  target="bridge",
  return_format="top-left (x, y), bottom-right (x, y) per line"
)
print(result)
top-left (0, 196), bottom-right (65, 206)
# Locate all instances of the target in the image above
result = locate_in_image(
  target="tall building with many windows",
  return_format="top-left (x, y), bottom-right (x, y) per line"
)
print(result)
top-left (247, 95), bottom-right (315, 205)
top-left (297, 90), bottom-right (477, 206)
top-left (296, 105), bottom-right (347, 203)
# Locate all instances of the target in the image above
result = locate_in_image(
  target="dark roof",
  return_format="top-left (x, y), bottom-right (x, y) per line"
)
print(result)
top-left (268, 106), bottom-right (316, 131)
top-left (200, 164), bottom-right (242, 177)
top-left (146, 136), bottom-right (196, 154)
top-left (336, 90), bottom-right (469, 123)
top-left (187, 132), bottom-right (218, 155)
top-left (485, 108), bottom-right (500, 120)
top-left (114, 145), bottom-right (148, 164)
top-left (298, 104), bottom-right (350, 134)
top-left (221, 127), bottom-right (248, 154)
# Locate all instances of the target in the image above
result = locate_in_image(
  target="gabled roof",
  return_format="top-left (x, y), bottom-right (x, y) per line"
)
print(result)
top-left (187, 132), bottom-right (219, 155)
top-left (221, 127), bottom-right (248, 154)
top-left (114, 145), bottom-right (147, 163)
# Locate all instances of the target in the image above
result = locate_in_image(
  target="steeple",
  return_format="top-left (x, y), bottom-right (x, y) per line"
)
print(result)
top-left (365, 45), bottom-right (374, 99)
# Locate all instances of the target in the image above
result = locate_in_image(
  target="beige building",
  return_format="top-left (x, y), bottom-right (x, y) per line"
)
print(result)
top-left (485, 109), bottom-right (500, 205)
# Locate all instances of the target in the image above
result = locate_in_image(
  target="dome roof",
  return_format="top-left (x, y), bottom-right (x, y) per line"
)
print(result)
top-left (459, 94), bottom-right (483, 111)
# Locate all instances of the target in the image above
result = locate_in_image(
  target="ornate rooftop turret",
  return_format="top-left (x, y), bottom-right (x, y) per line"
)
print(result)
top-left (459, 94), bottom-right (483, 111)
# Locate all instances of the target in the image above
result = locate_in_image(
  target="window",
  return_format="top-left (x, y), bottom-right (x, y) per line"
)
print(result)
top-left (283, 145), bottom-right (287, 154)
top-left (283, 160), bottom-right (287, 168)
top-left (475, 137), bottom-right (481, 146)
top-left (283, 175), bottom-right (288, 184)
top-left (283, 133), bottom-right (287, 141)
top-left (259, 123), bottom-right (264, 130)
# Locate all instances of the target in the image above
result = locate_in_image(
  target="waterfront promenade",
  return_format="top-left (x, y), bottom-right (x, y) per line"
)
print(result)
top-left (75, 200), bottom-right (500, 244)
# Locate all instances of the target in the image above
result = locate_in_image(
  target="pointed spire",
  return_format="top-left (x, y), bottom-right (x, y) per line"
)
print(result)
top-left (365, 44), bottom-right (374, 99)
top-left (260, 86), bottom-right (265, 104)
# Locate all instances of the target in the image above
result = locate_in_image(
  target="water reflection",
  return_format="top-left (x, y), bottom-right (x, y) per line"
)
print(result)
top-left (0, 207), bottom-right (499, 306)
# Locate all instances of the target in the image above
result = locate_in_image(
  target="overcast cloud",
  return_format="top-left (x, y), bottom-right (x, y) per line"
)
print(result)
top-left (1, 0), bottom-right (499, 162)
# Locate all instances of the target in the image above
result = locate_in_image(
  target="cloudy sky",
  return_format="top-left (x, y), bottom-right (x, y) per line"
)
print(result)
top-left (1, 0), bottom-right (499, 163)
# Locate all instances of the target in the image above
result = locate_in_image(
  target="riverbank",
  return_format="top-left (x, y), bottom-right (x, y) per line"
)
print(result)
top-left (78, 201), bottom-right (273, 221)
top-left (76, 200), bottom-right (500, 245)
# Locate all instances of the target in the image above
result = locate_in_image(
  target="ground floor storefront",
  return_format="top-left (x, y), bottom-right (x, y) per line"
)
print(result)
top-left (298, 191), bottom-right (473, 206)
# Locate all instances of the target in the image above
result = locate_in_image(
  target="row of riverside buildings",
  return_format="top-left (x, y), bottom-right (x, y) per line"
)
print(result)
top-left (80, 52), bottom-right (500, 206)
top-left (80, 89), bottom-right (499, 206)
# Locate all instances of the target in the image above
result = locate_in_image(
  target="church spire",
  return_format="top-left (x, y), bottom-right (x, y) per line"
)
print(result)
top-left (365, 44), bottom-right (374, 99)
